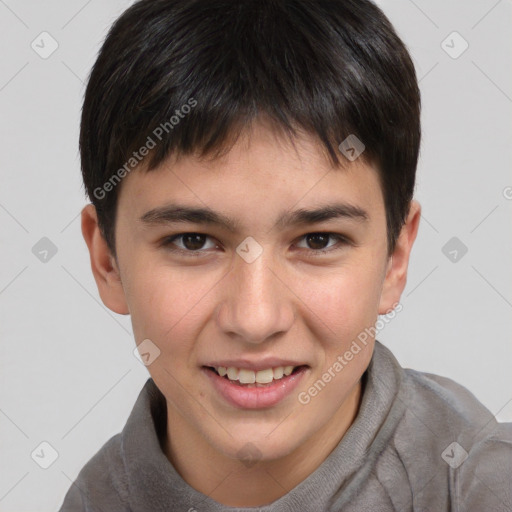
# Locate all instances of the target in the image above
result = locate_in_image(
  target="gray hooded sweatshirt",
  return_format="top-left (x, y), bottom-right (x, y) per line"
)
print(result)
top-left (59, 341), bottom-right (512, 511)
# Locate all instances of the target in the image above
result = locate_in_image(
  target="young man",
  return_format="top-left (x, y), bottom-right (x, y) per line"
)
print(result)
top-left (59, 0), bottom-right (512, 510)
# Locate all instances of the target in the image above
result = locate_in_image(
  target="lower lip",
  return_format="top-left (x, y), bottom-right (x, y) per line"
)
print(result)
top-left (203, 366), bottom-right (308, 409)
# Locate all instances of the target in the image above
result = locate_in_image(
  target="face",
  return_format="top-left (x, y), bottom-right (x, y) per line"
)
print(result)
top-left (83, 120), bottom-right (420, 467)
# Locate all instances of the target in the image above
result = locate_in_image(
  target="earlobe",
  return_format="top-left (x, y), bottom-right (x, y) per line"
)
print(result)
top-left (81, 204), bottom-right (130, 315)
top-left (378, 200), bottom-right (421, 315)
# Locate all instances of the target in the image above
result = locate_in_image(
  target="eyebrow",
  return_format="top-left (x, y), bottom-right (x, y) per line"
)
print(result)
top-left (139, 202), bottom-right (369, 232)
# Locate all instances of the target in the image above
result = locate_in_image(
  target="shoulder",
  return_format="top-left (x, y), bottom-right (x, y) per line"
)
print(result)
top-left (58, 378), bottom-right (164, 512)
top-left (402, 367), bottom-right (510, 438)
top-left (58, 433), bottom-right (130, 512)
top-left (392, 365), bottom-right (512, 507)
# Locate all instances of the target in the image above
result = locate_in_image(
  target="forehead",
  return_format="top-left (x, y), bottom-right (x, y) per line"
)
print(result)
top-left (118, 121), bottom-right (385, 226)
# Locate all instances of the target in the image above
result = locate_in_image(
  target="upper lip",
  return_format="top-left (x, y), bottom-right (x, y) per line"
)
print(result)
top-left (202, 358), bottom-right (308, 372)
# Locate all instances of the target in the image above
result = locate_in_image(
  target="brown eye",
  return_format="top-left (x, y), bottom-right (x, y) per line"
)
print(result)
top-left (295, 232), bottom-right (350, 255)
top-left (181, 233), bottom-right (207, 250)
top-left (304, 233), bottom-right (331, 250)
top-left (161, 233), bottom-right (218, 255)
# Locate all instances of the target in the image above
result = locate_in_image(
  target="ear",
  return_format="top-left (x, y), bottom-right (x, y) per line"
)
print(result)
top-left (378, 200), bottom-right (421, 315)
top-left (81, 204), bottom-right (129, 315)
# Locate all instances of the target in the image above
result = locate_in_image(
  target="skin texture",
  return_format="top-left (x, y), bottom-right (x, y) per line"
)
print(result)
top-left (82, 120), bottom-right (421, 507)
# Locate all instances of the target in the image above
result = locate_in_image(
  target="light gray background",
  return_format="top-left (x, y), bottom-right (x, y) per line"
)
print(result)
top-left (0, 0), bottom-right (511, 510)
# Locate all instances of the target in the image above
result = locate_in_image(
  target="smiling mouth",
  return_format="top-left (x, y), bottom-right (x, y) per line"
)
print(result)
top-left (204, 365), bottom-right (308, 387)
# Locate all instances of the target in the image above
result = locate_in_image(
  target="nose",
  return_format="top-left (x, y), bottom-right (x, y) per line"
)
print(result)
top-left (215, 251), bottom-right (295, 345)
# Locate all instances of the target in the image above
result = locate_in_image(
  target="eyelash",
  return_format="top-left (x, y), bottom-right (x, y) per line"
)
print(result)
top-left (160, 232), bottom-right (351, 257)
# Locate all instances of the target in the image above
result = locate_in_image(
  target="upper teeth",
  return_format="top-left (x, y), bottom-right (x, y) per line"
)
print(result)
top-left (216, 365), bottom-right (296, 384)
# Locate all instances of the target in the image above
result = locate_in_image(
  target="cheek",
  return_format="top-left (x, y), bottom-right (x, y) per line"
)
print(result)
top-left (127, 263), bottom-right (219, 346)
top-left (298, 261), bottom-right (382, 346)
